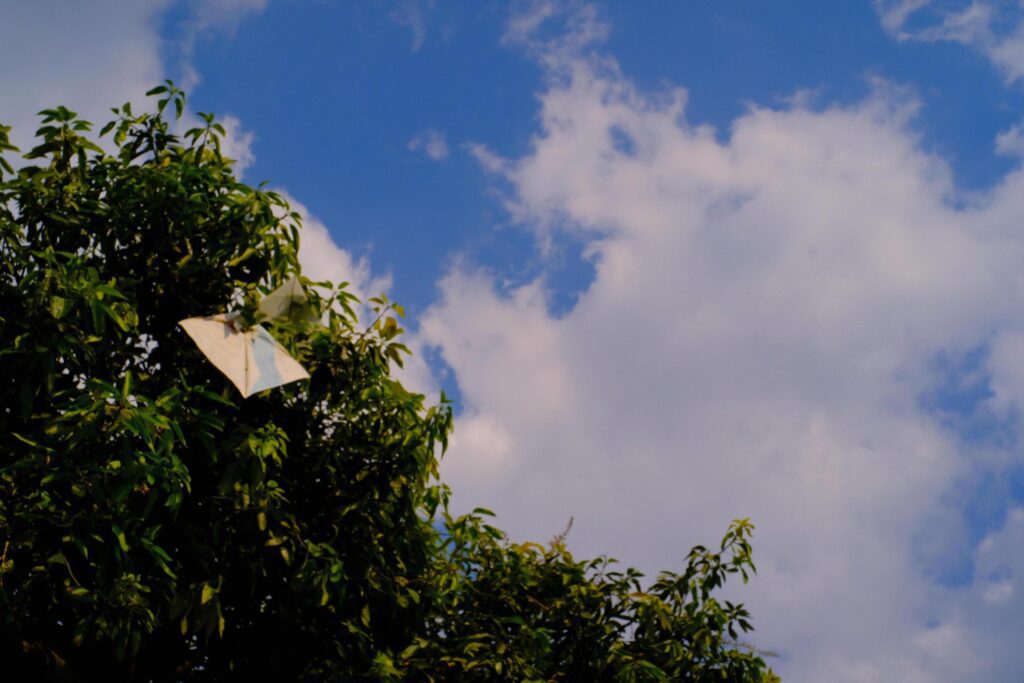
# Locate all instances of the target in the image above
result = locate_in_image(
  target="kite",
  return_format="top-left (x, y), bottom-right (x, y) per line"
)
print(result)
top-left (179, 276), bottom-right (314, 397)
top-left (257, 274), bottom-right (320, 324)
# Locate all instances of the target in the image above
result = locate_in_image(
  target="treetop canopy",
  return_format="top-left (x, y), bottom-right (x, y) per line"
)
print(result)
top-left (0, 84), bottom-right (776, 682)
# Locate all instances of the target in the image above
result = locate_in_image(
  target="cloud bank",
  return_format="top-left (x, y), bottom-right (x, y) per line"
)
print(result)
top-left (417, 4), bottom-right (1024, 681)
top-left (0, 0), bottom-right (171, 152)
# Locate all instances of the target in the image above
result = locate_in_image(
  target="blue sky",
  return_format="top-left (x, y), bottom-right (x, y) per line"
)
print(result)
top-left (9, 1), bottom-right (1024, 680)
top-left (164, 1), bottom-right (1024, 317)
top-left (163, 1), bottom-right (544, 316)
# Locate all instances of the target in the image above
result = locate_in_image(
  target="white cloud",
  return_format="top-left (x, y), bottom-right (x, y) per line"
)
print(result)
top-left (408, 128), bottom-right (449, 161)
top-left (502, 0), bottom-right (559, 46)
top-left (272, 191), bottom-right (391, 304)
top-left (996, 120), bottom-right (1024, 156)
top-left (0, 1), bottom-right (260, 181)
top-left (210, 113), bottom-right (257, 176)
top-left (876, 0), bottom-right (933, 33)
top-left (176, 0), bottom-right (270, 90)
top-left (502, 0), bottom-right (609, 70)
top-left (0, 0), bottom-right (172, 153)
top-left (916, 507), bottom-right (1024, 681)
top-left (876, 0), bottom-right (1024, 83)
top-left (0, 0), bottom-right (384, 371)
top-left (188, 0), bottom-right (268, 33)
top-left (279, 189), bottom-right (439, 402)
top-left (417, 4), bottom-right (1024, 681)
top-left (390, 0), bottom-right (433, 53)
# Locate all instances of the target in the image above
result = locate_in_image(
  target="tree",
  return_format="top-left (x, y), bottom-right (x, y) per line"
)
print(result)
top-left (0, 84), bottom-right (778, 681)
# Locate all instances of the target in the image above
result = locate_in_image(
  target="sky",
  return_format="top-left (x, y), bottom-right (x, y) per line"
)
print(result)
top-left (7, 0), bottom-right (1024, 680)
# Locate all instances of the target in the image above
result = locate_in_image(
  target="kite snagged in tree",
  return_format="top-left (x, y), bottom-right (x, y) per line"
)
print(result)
top-left (255, 273), bottom-right (320, 324)
top-left (179, 276), bottom-right (314, 397)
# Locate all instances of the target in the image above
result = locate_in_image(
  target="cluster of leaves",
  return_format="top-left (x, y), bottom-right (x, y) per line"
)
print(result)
top-left (402, 515), bottom-right (778, 682)
top-left (0, 84), bottom-right (778, 681)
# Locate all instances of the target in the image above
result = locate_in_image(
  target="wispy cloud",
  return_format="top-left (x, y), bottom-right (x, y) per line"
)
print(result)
top-left (175, 0), bottom-right (270, 90)
top-left (188, 0), bottom-right (268, 32)
top-left (408, 128), bottom-right (449, 161)
top-left (502, 0), bottom-right (609, 71)
top-left (390, 0), bottom-right (434, 53)
top-left (875, 0), bottom-right (933, 33)
top-left (875, 0), bottom-right (1024, 83)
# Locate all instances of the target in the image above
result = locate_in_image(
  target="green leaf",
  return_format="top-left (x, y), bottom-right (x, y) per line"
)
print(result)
top-left (12, 432), bottom-right (40, 448)
top-left (48, 295), bottom-right (71, 319)
top-left (227, 247), bottom-right (257, 266)
top-left (112, 525), bottom-right (130, 552)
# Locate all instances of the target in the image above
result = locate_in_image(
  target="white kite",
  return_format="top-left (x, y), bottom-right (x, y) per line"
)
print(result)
top-left (179, 276), bottom-right (314, 398)
top-left (257, 274), bottom-right (320, 324)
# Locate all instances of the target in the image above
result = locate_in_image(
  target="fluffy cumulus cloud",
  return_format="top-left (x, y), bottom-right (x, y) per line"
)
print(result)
top-left (417, 4), bottom-right (1024, 681)
top-left (275, 191), bottom-right (391, 303)
top-left (267, 192), bottom-right (419, 392)
top-left (0, 0), bottom-right (171, 151)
